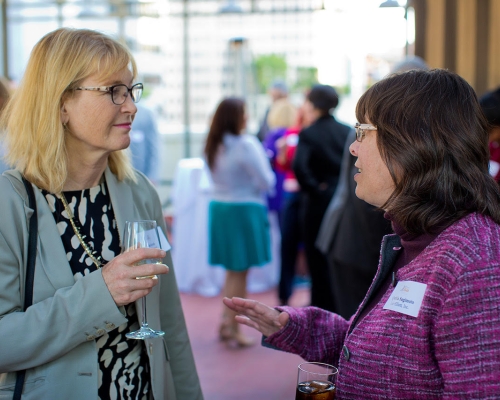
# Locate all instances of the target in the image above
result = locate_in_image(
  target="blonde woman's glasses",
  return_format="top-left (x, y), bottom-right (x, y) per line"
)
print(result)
top-left (76, 83), bottom-right (143, 105)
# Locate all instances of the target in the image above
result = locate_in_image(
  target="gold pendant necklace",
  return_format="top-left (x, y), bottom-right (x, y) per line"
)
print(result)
top-left (58, 192), bottom-right (104, 269)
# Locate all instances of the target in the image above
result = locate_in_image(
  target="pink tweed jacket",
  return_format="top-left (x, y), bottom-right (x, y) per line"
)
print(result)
top-left (267, 213), bottom-right (500, 399)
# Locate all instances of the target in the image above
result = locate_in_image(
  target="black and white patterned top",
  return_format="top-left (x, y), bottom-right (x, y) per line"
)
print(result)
top-left (43, 180), bottom-right (150, 400)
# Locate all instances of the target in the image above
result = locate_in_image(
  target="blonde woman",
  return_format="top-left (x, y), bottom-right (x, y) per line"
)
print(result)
top-left (0, 28), bottom-right (202, 399)
top-left (262, 98), bottom-right (298, 219)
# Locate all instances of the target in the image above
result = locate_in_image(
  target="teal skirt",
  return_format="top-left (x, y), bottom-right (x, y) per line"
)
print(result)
top-left (208, 201), bottom-right (271, 271)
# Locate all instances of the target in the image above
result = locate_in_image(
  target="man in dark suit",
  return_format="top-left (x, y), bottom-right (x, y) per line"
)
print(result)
top-left (292, 84), bottom-right (350, 312)
top-left (316, 129), bottom-right (392, 319)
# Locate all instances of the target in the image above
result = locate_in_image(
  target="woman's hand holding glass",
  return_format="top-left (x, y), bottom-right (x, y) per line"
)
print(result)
top-left (222, 296), bottom-right (290, 337)
top-left (119, 220), bottom-right (167, 339)
top-left (101, 247), bottom-right (169, 307)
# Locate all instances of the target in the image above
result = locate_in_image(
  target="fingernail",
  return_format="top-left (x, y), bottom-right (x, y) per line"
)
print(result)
top-left (160, 250), bottom-right (167, 257)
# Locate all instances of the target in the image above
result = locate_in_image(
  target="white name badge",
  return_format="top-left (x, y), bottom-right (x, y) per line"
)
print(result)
top-left (383, 281), bottom-right (427, 317)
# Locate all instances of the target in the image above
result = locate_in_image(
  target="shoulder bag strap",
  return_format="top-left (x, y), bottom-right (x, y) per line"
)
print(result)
top-left (13, 177), bottom-right (38, 400)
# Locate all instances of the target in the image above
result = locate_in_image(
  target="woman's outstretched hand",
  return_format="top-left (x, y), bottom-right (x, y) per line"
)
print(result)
top-left (222, 297), bottom-right (290, 337)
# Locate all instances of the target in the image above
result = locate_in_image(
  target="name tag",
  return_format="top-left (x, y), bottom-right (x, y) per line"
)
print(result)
top-left (383, 281), bottom-right (427, 317)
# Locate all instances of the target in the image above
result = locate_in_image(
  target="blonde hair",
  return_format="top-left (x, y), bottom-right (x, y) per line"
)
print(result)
top-left (0, 27), bottom-right (137, 192)
top-left (267, 99), bottom-right (297, 129)
top-left (0, 76), bottom-right (12, 112)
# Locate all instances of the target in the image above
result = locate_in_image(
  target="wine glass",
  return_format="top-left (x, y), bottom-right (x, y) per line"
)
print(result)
top-left (123, 220), bottom-right (165, 340)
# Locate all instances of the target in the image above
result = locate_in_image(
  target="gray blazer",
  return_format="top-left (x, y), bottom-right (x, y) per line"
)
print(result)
top-left (0, 168), bottom-right (203, 400)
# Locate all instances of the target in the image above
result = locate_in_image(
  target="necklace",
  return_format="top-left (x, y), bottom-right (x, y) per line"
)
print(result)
top-left (58, 192), bottom-right (104, 269)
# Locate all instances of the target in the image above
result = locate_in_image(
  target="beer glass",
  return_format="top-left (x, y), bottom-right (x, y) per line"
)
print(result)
top-left (295, 362), bottom-right (338, 400)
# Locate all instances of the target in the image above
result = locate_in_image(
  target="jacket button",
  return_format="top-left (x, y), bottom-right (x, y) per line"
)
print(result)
top-left (86, 335), bottom-right (96, 341)
top-left (105, 323), bottom-right (115, 330)
top-left (96, 329), bottom-right (106, 336)
top-left (342, 345), bottom-right (350, 361)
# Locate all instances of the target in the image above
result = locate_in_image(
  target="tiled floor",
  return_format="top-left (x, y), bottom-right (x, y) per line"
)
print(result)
top-left (180, 286), bottom-right (310, 400)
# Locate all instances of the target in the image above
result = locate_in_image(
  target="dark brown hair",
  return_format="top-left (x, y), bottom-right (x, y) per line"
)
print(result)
top-left (204, 97), bottom-right (246, 170)
top-left (307, 84), bottom-right (339, 115)
top-left (356, 68), bottom-right (500, 234)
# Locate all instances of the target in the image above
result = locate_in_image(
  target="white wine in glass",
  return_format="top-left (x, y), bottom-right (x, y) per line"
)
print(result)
top-left (123, 220), bottom-right (165, 340)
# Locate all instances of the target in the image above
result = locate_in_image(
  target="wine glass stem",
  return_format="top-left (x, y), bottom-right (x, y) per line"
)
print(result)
top-left (141, 296), bottom-right (148, 328)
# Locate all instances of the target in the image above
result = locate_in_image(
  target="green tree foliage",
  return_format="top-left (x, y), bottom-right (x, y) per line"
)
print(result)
top-left (253, 54), bottom-right (287, 94)
top-left (294, 66), bottom-right (318, 92)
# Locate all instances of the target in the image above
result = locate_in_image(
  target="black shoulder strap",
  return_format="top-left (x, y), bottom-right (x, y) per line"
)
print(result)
top-left (14, 177), bottom-right (38, 400)
top-left (21, 177), bottom-right (37, 311)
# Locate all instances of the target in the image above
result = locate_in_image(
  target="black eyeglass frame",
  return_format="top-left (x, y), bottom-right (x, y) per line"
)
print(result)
top-left (75, 82), bottom-right (143, 105)
top-left (354, 123), bottom-right (377, 142)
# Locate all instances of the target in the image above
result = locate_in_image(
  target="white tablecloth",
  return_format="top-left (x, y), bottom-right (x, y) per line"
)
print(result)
top-left (171, 157), bottom-right (280, 297)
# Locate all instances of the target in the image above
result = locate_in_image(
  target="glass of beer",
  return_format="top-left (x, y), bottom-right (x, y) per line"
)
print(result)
top-left (295, 362), bottom-right (338, 400)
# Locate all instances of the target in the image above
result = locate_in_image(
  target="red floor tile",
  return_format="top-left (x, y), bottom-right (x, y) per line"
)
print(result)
top-left (180, 287), bottom-right (310, 400)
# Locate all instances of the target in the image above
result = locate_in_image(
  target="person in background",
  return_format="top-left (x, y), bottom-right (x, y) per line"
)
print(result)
top-left (292, 84), bottom-right (350, 312)
top-left (0, 76), bottom-right (13, 173)
top-left (479, 87), bottom-right (500, 182)
top-left (274, 98), bottom-right (315, 305)
top-left (129, 102), bottom-right (160, 184)
top-left (315, 128), bottom-right (392, 318)
top-left (223, 68), bottom-right (500, 398)
top-left (315, 56), bottom-right (429, 319)
top-left (262, 98), bottom-right (297, 225)
top-left (257, 79), bottom-right (289, 142)
top-left (204, 97), bottom-right (275, 347)
top-left (390, 55), bottom-right (428, 73)
top-left (0, 27), bottom-right (202, 399)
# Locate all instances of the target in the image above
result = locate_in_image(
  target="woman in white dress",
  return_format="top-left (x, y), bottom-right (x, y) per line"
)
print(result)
top-left (204, 97), bottom-right (275, 347)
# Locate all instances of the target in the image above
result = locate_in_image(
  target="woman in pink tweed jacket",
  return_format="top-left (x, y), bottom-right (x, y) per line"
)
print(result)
top-left (224, 69), bottom-right (500, 399)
